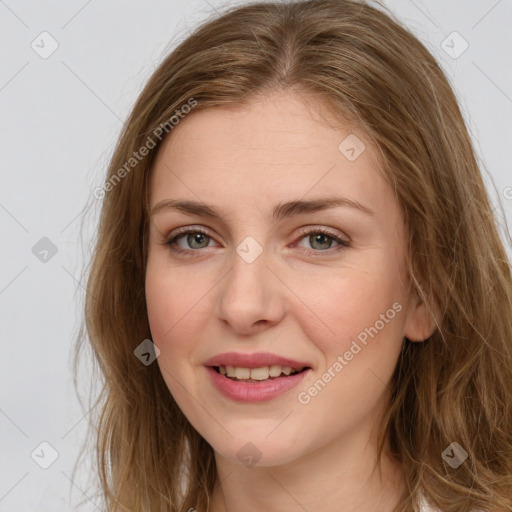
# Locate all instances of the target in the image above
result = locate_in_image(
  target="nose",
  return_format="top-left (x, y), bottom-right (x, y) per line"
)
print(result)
top-left (215, 243), bottom-right (286, 336)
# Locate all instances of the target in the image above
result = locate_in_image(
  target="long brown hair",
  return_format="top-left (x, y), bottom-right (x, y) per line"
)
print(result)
top-left (75, 1), bottom-right (512, 510)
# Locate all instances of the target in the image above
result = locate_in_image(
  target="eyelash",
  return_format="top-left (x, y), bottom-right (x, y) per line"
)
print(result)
top-left (163, 226), bottom-right (350, 256)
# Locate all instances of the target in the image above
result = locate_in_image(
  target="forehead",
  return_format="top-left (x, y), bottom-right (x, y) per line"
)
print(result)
top-left (148, 90), bottom-right (393, 218)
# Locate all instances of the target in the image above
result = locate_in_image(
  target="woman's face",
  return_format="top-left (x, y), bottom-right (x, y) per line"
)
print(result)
top-left (145, 90), bottom-right (432, 467)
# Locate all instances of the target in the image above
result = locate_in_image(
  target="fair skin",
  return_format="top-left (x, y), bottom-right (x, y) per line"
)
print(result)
top-left (145, 89), bottom-right (436, 512)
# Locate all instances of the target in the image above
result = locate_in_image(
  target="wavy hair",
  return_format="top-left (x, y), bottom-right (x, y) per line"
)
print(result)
top-left (75, 1), bottom-right (512, 510)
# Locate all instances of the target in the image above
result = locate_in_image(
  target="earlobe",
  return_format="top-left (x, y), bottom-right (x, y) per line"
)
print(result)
top-left (404, 292), bottom-right (440, 342)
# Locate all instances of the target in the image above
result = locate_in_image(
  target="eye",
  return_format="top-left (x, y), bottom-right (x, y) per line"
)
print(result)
top-left (164, 226), bottom-right (216, 254)
top-left (295, 227), bottom-right (350, 253)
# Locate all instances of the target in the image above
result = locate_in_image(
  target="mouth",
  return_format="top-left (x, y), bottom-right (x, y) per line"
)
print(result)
top-left (203, 352), bottom-right (313, 402)
top-left (206, 364), bottom-right (312, 403)
top-left (210, 364), bottom-right (311, 383)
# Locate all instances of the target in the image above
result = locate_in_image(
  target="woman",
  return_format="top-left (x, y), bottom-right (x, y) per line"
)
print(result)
top-left (77, 1), bottom-right (512, 510)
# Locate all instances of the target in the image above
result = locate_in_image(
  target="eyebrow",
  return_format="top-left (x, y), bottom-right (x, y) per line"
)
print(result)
top-left (149, 197), bottom-right (374, 222)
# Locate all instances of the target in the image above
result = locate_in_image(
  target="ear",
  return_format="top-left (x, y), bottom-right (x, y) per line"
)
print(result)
top-left (403, 288), bottom-right (439, 342)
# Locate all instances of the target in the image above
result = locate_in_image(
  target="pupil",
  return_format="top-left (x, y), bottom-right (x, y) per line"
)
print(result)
top-left (311, 234), bottom-right (331, 250)
top-left (188, 233), bottom-right (208, 248)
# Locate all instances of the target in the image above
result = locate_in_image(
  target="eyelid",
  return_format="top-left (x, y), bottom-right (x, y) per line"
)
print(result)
top-left (167, 225), bottom-right (213, 239)
top-left (294, 225), bottom-right (350, 243)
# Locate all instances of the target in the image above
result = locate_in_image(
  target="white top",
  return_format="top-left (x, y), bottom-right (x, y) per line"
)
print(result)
top-left (418, 492), bottom-right (441, 512)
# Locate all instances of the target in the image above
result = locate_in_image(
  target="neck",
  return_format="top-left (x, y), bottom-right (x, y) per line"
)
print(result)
top-left (208, 429), bottom-right (407, 512)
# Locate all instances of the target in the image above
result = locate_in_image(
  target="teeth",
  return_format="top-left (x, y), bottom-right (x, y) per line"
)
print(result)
top-left (218, 365), bottom-right (303, 380)
top-left (250, 367), bottom-right (271, 381)
top-left (235, 367), bottom-right (251, 379)
top-left (269, 365), bottom-right (282, 377)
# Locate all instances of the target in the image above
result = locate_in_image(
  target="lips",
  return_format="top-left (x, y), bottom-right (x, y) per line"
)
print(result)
top-left (203, 352), bottom-right (312, 369)
top-left (205, 365), bottom-right (312, 403)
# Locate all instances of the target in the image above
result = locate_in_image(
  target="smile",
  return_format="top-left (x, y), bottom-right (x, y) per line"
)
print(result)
top-left (206, 365), bottom-right (311, 402)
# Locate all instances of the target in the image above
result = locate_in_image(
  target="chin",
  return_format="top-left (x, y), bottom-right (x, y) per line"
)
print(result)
top-left (208, 433), bottom-right (308, 468)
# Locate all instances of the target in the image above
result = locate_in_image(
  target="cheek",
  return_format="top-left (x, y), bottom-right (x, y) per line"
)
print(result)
top-left (144, 257), bottom-right (219, 367)
top-left (291, 268), bottom-right (406, 431)
top-left (145, 259), bottom-right (192, 355)
top-left (144, 262), bottom-right (202, 406)
top-left (296, 262), bottom-right (406, 353)
top-left (146, 252), bottom-right (196, 335)
top-left (145, 273), bottom-right (175, 346)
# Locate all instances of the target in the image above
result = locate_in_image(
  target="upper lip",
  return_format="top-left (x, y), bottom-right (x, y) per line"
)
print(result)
top-left (203, 352), bottom-right (312, 369)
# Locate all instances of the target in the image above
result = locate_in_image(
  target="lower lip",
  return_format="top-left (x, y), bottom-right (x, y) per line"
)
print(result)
top-left (205, 366), bottom-right (311, 403)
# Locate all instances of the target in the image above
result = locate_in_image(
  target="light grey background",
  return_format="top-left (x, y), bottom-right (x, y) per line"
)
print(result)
top-left (1, 0), bottom-right (511, 510)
